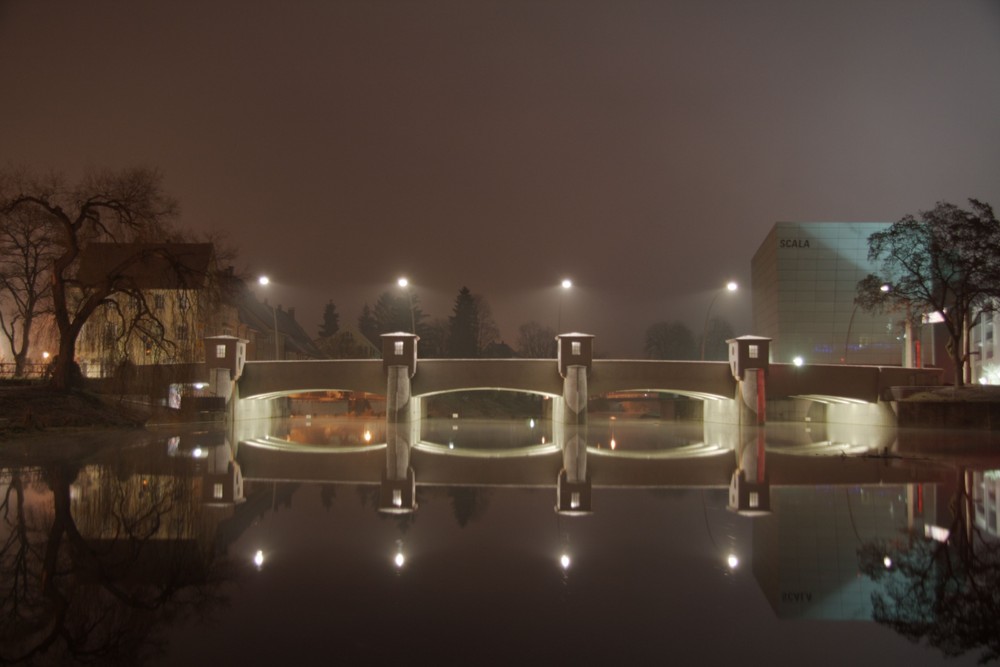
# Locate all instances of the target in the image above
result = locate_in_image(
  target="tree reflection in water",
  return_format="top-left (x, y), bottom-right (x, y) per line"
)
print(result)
top-left (858, 468), bottom-right (1000, 664)
top-left (0, 460), bottom-right (237, 664)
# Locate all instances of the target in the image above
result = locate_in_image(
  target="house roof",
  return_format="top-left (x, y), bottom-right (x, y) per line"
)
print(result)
top-left (77, 243), bottom-right (215, 289)
top-left (235, 284), bottom-right (322, 359)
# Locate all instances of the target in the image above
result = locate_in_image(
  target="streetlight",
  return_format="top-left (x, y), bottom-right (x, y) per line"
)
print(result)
top-left (701, 281), bottom-right (738, 360)
top-left (397, 277), bottom-right (415, 333)
top-left (258, 276), bottom-right (279, 360)
top-left (557, 279), bottom-right (572, 333)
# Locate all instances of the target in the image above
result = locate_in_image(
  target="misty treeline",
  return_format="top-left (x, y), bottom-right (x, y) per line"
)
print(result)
top-left (317, 286), bottom-right (558, 359)
top-left (6, 166), bottom-right (996, 374)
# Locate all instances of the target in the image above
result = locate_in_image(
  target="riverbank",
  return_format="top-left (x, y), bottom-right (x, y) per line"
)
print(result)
top-left (0, 385), bottom-right (149, 439)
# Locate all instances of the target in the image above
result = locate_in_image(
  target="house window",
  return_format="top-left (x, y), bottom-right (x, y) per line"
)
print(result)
top-left (178, 294), bottom-right (190, 311)
top-left (571, 341), bottom-right (581, 356)
top-left (177, 324), bottom-right (189, 341)
top-left (213, 483), bottom-right (224, 500)
top-left (748, 345), bottom-right (758, 359)
top-left (216, 344), bottom-right (227, 359)
top-left (154, 294), bottom-right (165, 310)
top-left (394, 341), bottom-right (404, 355)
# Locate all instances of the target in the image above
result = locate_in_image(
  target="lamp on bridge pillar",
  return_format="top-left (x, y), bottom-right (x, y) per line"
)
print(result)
top-left (701, 281), bottom-right (738, 361)
top-left (257, 275), bottom-right (280, 360)
top-left (397, 277), bottom-right (416, 334)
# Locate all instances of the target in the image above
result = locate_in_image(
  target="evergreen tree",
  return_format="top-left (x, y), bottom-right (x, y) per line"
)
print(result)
top-left (318, 300), bottom-right (340, 338)
top-left (358, 303), bottom-right (378, 346)
top-left (448, 287), bottom-right (479, 358)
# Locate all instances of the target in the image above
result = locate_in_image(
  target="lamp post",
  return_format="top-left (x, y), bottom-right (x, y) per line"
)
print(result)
top-left (397, 277), bottom-right (415, 334)
top-left (258, 275), bottom-right (279, 360)
top-left (701, 281), bottom-right (738, 361)
top-left (557, 278), bottom-right (572, 333)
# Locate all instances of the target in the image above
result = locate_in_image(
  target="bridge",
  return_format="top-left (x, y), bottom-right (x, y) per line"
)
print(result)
top-left (201, 332), bottom-right (942, 515)
top-left (232, 345), bottom-right (938, 405)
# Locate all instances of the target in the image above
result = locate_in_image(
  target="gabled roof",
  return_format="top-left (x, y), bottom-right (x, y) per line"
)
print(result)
top-left (78, 243), bottom-right (214, 289)
top-left (235, 285), bottom-right (322, 359)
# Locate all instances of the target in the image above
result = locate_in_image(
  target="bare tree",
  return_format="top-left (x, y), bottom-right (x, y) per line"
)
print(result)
top-left (0, 204), bottom-right (57, 376)
top-left (516, 321), bottom-right (556, 358)
top-left (1, 167), bottom-right (182, 390)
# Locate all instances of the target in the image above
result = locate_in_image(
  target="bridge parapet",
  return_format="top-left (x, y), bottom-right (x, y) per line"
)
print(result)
top-left (412, 359), bottom-right (562, 397)
top-left (767, 363), bottom-right (943, 403)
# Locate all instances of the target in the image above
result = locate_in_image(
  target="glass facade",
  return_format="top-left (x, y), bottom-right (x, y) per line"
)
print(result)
top-left (751, 222), bottom-right (903, 365)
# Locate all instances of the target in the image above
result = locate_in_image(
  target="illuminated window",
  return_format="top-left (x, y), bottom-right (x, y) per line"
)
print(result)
top-left (748, 345), bottom-right (758, 359)
top-left (213, 483), bottom-right (224, 499)
top-left (394, 341), bottom-right (404, 355)
top-left (216, 344), bottom-right (226, 359)
top-left (571, 341), bottom-right (581, 355)
top-left (570, 492), bottom-right (580, 509)
top-left (393, 489), bottom-right (402, 507)
top-left (749, 491), bottom-right (759, 508)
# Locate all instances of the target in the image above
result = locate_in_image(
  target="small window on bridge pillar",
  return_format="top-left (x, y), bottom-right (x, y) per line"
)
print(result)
top-left (213, 483), bottom-right (224, 499)
top-left (393, 489), bottom-right (402, 507)
top-left (749, 345), bottom-right (758, 359)
top-left (749, 491), bottom-right (759, 508)
top-left (394, 341), bottom-right (404, 356)
top-left (216, 344), bottom-right (227, 359)
top-left (570, 492), bottom-right (580, 509)
top-left (571, 341), bottom-right (581, 356)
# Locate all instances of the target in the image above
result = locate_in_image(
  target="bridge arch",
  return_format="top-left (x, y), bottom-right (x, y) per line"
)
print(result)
top-left (589, 360), bottom-right (737, 400)
top-left (238, 360), bottom-right (385, 399)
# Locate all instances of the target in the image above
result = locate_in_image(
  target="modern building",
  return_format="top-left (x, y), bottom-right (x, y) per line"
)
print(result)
top-left (752, 222), bottom-right (908, 366)
top-left (970, 303), bottom-right (999, 384)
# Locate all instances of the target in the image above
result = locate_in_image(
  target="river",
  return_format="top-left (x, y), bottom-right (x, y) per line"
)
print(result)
top-left (1, 416), bottom-right (998, 665)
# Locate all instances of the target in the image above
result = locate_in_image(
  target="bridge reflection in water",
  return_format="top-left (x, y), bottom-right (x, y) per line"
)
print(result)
top-left (5, 423), bottom-right (999, 665)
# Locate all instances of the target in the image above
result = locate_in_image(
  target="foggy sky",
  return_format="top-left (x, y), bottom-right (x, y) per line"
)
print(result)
top-left (2, 0), bottom-right (999, 355)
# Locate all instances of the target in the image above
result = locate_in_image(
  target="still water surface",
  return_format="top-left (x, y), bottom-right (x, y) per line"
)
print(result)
top-left (1, 418), bottom-right (998, 665)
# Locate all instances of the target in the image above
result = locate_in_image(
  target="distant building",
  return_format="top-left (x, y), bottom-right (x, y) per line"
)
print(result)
top-left (751, 222), bottom-right (906, 366)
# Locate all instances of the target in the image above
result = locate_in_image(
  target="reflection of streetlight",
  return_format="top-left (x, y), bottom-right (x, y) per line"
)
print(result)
top-left (394, 539), bottom-right (405, 569)
top-left (727, 554), bottom-right (739, 570)
top-left (560, 553), bottom-right (571, 569)
top-left (253, 549), bottom-right (265, 569)
top-left (258, 276), bottom-right (280, 360)
top-left (701, 282), bottom-right (738, 361)
top-left (557, 279), bottom-right (572, 333)
top-left (397, 277), bottom-right (415, 333)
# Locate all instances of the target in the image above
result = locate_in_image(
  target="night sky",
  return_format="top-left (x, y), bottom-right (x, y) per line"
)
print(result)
top-left (2, 1), bottom-right (999, 355)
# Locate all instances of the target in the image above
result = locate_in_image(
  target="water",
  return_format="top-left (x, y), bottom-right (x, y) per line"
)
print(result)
top-left (1, 419), bottom-right (998, 665)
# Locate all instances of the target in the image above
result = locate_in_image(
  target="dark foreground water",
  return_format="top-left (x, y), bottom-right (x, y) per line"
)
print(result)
top-left (2, 418), bottom-right (999, 666)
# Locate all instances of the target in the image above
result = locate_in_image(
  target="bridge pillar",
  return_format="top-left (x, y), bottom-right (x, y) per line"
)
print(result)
top-left (380, 333), bottom-right (419, 513)
top-left (729, 425), bottom-right (770, 514)
top-left (556, 334), bottom-right (593, 514)
top-left (728, 336), bottom-right (771, 425)
top-left (204, 335), bottom-right (247, 403)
